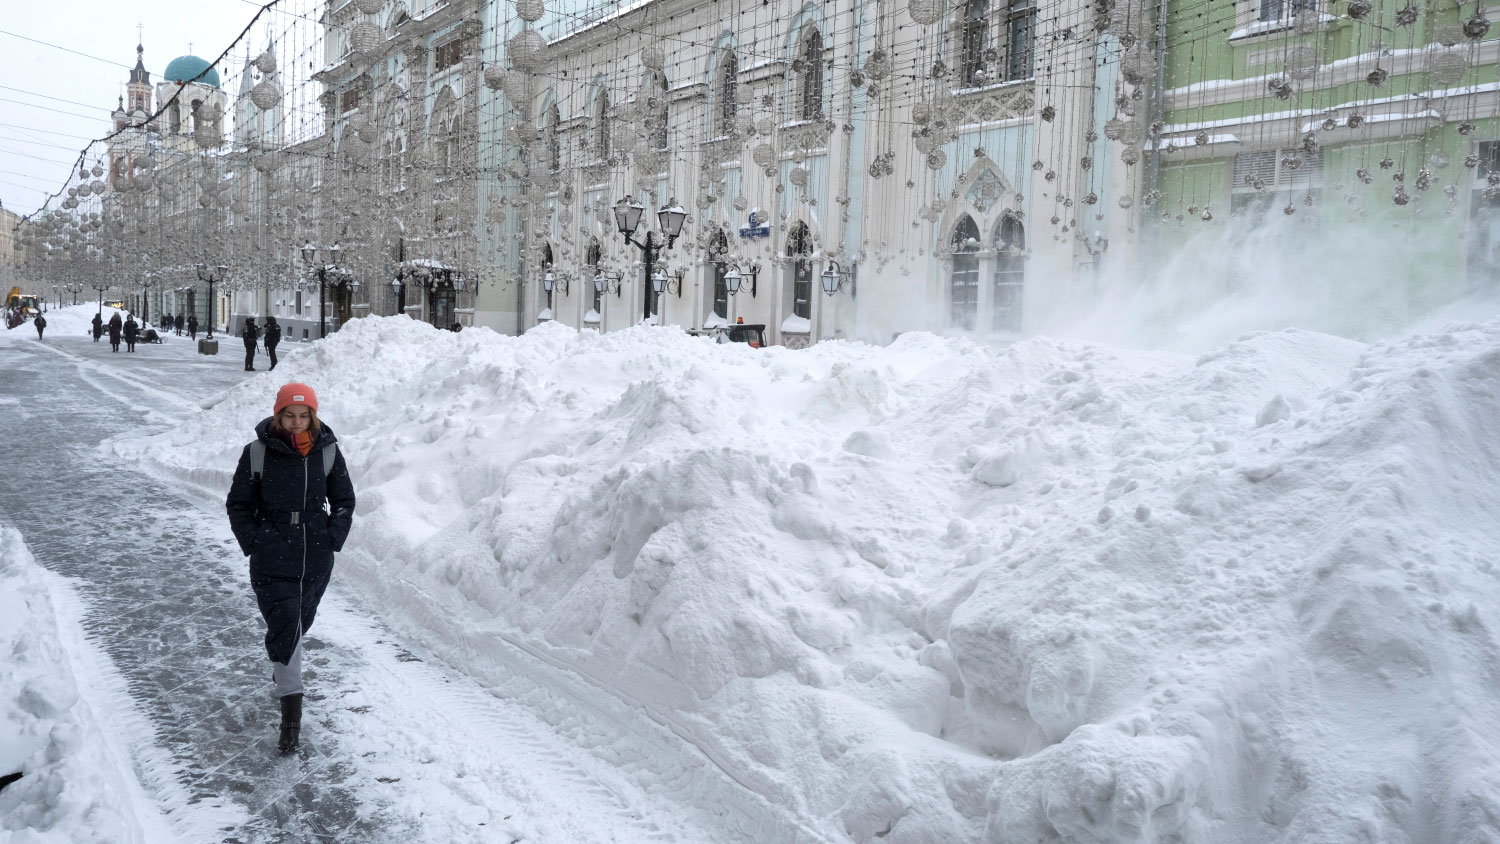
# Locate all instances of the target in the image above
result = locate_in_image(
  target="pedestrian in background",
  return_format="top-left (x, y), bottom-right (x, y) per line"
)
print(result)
top-left (107, 312), bottom-right (122, 352)
top-left (33, 313), bottom-right (45, 340)
top-left (123, 314), bottom-right (139, 352)
top-left (242, 317), bottom-right (260, 371)
top-left (176, 313), bottom-right (184, 335)
top-left (264, 316), bottom-right (282, 371)
top-left (188, 314), bottom-right (198, 340)
top-left (92, 312), bottom-right (103, 342)
top-left (225, 383), bottom-right (356, 755)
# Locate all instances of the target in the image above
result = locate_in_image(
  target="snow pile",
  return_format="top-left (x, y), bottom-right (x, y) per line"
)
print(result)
top-left (117, 315), bottom-right (1500, 843)
top-left (0, 304), bottom-right (131, 343)
top-left (0, 528), bottom-right (178, 844)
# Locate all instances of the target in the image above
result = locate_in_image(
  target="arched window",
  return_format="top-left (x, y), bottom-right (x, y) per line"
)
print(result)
top-left (432, 88), bottom-right (456, 178)
top-left (709, 229), bottom-right (730, 319)
top-left (950, 216), bottom-right (981, 330)
top-left (168, 102), bottom-right (181, 134)
top-left (546, 103), bottom-right (561, 172)
top-left (718, 50), bottom-right (738, 137)
top-left (542, 242), bottom-right (555, 311)
top-left (787, 221), bottom-right (813, 319)
top-left (993, 215), bottom-right (1025, 331)
top-left (800, 30), bottom-right (824, 121)
top-left (586, 237), bottom-right (602, 317)
top-left (446, 105), bottom-right (461, 178)
top-left (961, 0), bottom-right (990, 87)
top-left (594, 90), bottom-right (610, 160)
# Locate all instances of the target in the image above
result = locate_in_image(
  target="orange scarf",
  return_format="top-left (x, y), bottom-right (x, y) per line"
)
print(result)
top-left (286, 430), bottom-right (313, 456)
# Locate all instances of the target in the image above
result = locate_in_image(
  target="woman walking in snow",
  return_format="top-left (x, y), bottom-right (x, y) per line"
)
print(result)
top-left (225, 383), bottom-right (356, 754)
top-left (107, 312), bottom-right (122, 352)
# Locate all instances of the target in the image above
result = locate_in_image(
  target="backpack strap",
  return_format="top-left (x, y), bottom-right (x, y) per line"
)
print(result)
top-left (249, 440), bottom-right (266, 479)
top-left (251, 439), bottom-right (335, 480)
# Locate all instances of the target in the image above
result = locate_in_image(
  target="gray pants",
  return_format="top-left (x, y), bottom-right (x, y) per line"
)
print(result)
top-left (272, 640), bottom-right (304, 697)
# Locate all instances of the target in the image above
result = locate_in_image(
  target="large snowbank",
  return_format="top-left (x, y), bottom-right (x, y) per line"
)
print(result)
top-left (115, 315), bottom-right (1500, 842)
top-left (0, 528), bottom-right (179, 843)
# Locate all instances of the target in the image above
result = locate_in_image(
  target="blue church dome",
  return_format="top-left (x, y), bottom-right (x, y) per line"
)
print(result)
top-left (163, 55), bottom-right (220, 89)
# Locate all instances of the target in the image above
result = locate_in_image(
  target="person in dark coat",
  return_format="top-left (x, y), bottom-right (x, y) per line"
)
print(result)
top-left (225, 383), bottom-right (355, 755)
top-left (187, 314), bottom-right (198, 340)
top-left (92, 312), bottom-right (103, 342)
top-left (123, 315), bottom-right (139, 352)
top-left (107, 312), bottom-right (122, 352)
top-left (263, 316), bottom-right (282, 370)
top-left (175, 313), bottom-right (184, 335)
top-left (242, 317), bottom-right (260, 371)
top-left (33, 313), bottom-right (45, 340)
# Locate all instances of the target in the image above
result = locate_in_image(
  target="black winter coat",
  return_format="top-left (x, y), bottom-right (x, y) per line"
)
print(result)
top-left (264, 321), bottom-right (281, 347)
top-left (225, 418), bottom-right (356, 663)
top-left (108, 314), bottom-right (122, 342)
top-left (242, 322), bottom-right (259, 347)
top-left (124, 319), bottom-right (139, 341)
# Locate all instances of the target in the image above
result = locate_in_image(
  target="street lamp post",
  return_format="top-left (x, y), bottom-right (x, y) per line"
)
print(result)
top-left (196, 262), bottom-right (225, 338)
top-left (612, 195), bottom-right (687, 322)
top-left (300, 241), bottom-right (342, 339)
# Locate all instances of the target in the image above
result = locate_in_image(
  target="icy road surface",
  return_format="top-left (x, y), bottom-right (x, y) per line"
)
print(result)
top-left (0, 317), bottom-right (757, 844)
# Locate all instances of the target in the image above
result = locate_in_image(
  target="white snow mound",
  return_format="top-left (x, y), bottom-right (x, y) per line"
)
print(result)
top-left (119, 316), bottom-right (1500, 843)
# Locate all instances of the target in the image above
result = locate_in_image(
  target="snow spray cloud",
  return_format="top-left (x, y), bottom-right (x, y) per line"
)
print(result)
top-left (1027, 203), bottom-right (1500, 351)
top-left (844, 204), bottom-right (1500, 352)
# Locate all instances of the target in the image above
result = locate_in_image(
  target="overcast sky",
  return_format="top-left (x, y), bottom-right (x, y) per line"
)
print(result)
top-left (0, 0), bottom-right (268, 217)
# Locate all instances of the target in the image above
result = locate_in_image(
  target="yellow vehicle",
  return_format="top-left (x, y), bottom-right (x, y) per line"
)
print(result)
top-left (5, 287), bottom-right (40, 319)
top-left (104, 300), bottom-right (124, 310)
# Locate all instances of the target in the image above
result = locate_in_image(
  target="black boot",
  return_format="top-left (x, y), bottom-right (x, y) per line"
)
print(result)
top-left (277, 693), bottom-right (303, 755)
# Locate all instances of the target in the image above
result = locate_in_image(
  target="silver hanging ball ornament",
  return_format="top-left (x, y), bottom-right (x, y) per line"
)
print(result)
top-left (908, 0), bottom-right (943, 26)
top-left (926, 149), bottom-right (947, 170)
top-left (484, 65), bottom-right (505, 90)
top-left (255, 50), bottom-right (278, 74)
top-left (350, 20), bottom-right (383, 57)
top-left (251, 79), bottom-right (283, 110)
top-left (508, 29), bottom-right (547, 70)
top-left (517, 0), bottom-right (546, 23)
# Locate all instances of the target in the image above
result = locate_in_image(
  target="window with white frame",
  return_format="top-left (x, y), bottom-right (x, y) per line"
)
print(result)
top-left (1230, 147), bottom-right (1323, 216)
top-left (788, 221), bottom-right (813, 319)
top-left (960, 0), bottom-right (990, 87)
top-left (800, 30), bottom-right (824, 121)
top-left (586, 237), bottom-right (602, 315)
top-left (719, 50), bottom-right (739, 137)
top-left (1258, 0), bottom-right (1316, 22)
top-left (993, 214), bottom-right (1025, 332)
top-left (950, 216), bottom-right (981, 330)
top-left (1006, 0), bottom-right (1036, 80)
top-left (594, 90), bottom-right (610, 160)
top-left (546, 103), bottom-right (561, 172)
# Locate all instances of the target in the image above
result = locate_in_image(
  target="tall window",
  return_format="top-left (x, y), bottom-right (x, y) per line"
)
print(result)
top-left (594, 90), bottom-right (611, 160)
top-left (1006, 0), bottom-right (1036, 80)
top-left (434, 38), bottom-right (463, 73)
top-left (961, 0), bottom-right (990, 87)
top-left (586, 238), bottom-right (602, 316)
top-left (719, 50), bottom-right (739, 137)
top-left (652, 71), bottom-right (669, 151)
top-left (546, 103), bottom-right (561, 172)
top-left (710, 230), bottom-right (729, 319)
top-left (787, 221), bottom-right (812, 320)
top-left (542, 242), bottom-right (554, 311)
top-left (433, 89), bottom-right (457, 178)
top-left (993, 215), bottom-right (1025, 331)
top-left (168, 102), bottom-right (181, 134)
top-left (950, 216), bottom-right (981, 330)
top-left (800, 30), bottom-right (824, 121)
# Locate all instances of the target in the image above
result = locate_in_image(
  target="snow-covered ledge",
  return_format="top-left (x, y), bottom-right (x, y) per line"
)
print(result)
top-left (781, 313), bottom-right (812, 350)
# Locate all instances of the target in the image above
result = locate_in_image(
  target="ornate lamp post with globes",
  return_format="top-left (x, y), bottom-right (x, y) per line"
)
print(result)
top-left (300, 241), bottom-right (342, 339)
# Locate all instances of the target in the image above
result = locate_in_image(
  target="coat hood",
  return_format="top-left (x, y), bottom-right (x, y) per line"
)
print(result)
top-left (254, 416), bottom-right (339, 456)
